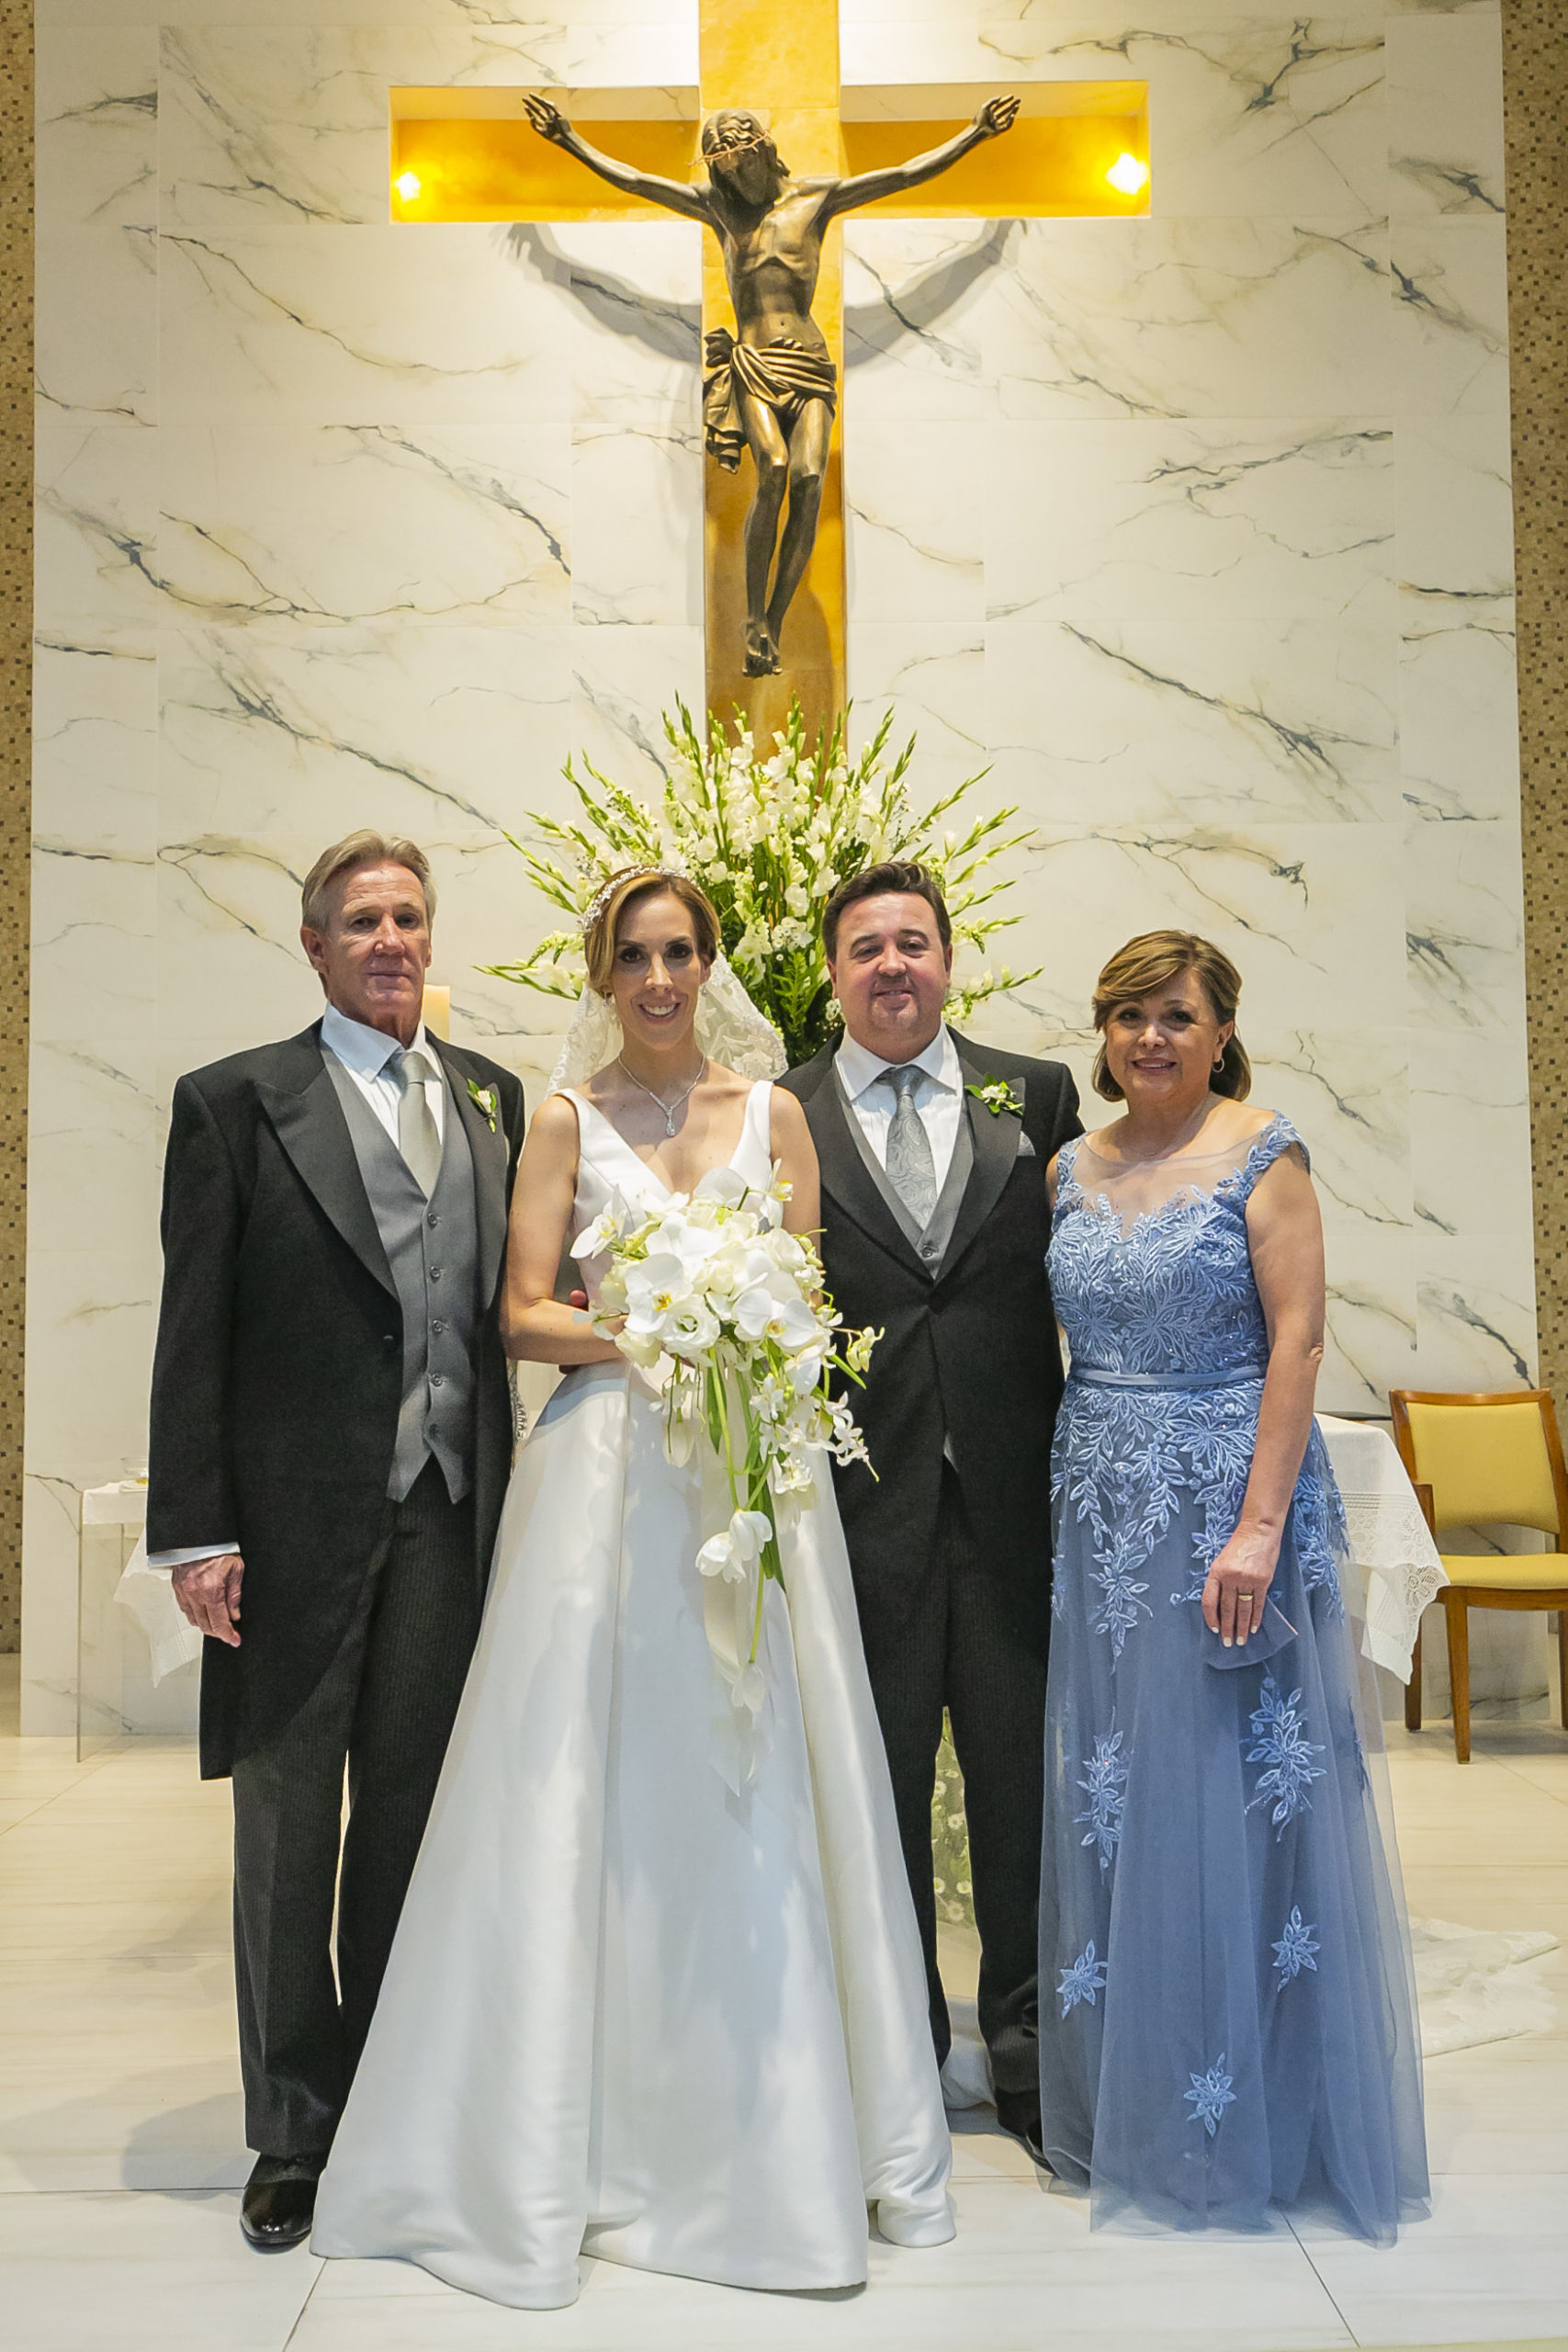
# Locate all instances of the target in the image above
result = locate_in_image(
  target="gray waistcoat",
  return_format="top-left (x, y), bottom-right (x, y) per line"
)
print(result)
top-left (324, 1056), bottom-right (480, 1504)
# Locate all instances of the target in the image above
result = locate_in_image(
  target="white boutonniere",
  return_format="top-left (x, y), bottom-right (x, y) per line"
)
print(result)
top-left (467, 1078), bottom-right (499, 1133)
top-left (966, 1075), bottom-right (1024, 1118)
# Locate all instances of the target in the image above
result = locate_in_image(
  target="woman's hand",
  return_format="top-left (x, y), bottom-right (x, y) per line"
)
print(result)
top-left (1201, 1523), bottom-right (1279, 1648)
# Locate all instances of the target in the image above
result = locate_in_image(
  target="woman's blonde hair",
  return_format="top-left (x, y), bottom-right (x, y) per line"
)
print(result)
top-left (583, 868), bottom-right (721, 997)
top-left (1090, 930), bottom-right (1251, 1102)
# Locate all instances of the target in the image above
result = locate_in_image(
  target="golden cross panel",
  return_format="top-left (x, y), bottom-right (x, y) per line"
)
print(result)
top-left (389, 0), bottom-right (1148, 739)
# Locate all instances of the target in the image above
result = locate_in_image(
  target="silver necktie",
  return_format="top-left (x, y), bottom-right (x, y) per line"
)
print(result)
top-left (882, 1063), bottom-right (938, 1227)
top-left (389, 1047), bottom-right (442, 1197)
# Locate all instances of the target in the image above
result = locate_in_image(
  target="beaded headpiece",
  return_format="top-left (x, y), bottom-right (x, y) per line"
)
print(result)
top-left (579, 865), bottom-right (684, 938)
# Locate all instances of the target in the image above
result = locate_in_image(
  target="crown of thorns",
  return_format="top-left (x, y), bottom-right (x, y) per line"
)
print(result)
top-left (579, 865), bottom-right (684, 936)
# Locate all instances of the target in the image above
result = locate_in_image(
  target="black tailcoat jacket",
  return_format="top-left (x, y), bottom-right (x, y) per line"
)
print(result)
top-left (780, 1032), bottom-right (1081, 1646)
top-left (147, 1023), bottom-right (526, 1780)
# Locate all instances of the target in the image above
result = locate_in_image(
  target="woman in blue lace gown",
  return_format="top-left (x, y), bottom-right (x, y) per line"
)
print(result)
top-left (1039, 932), bottom-right (1427, 2243)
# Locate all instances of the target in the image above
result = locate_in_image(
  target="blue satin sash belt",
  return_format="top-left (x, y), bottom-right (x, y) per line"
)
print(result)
top-left (1070, 1364), bottom-right (1267, 1391)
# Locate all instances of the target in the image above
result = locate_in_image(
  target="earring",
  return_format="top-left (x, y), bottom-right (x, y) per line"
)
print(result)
top-left (1213, 1053), bottom-right (1224, 1069)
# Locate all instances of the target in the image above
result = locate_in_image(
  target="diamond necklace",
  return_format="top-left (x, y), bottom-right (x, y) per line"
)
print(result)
top-left (616, 1051), bottom-right (706, 1138)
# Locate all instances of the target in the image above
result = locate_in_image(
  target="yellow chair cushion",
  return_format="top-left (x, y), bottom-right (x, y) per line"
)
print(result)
top-left (1438, 1553), bottom-right (1568, 1593)
top-left (1404, 1398), bottom-right (1562, 1534)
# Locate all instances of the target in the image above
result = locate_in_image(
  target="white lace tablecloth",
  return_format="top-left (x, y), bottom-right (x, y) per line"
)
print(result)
top-left (1317, 1414), bottom-right (1450, 1684)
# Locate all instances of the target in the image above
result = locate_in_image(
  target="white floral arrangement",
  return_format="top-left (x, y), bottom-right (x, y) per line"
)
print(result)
top-left (573, 1163), bottom-right (879, 1720)
top-left (483, 699), bottom-right (1040, 1068)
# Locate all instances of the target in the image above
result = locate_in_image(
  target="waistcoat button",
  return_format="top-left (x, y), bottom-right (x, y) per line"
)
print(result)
top-left (429, 1267), bottom-right (443, 1282)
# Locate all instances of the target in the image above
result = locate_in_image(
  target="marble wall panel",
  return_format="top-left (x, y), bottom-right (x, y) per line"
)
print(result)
top-left (1392, 215), bottom-right (1511, 414)
top-left (24, 4), bottom-right (705, 1724)
top-left (34, 26), bottom-right (155, 231)
top-left (1387, 9), bottom-right (1507, 213)
top-left (845, 622), bottom-right (987, 796)
top-left (984, 611), bottom-right (1397, 825)
top-left (844, 0), bottom-right (1529, 1428)
top-left (24, 0), bottom-right (1533, 1713)
top-left (984, 216), bottom-right (1394, 423)
top-left (158, 23), bottom-right (697, 233)
top-left (558, 223), bottom-right (703, 627)
top-left (40, 0), bottom-right (694, 31)
top-left (155, 621), bottom-right (574, 1057)
top-left (563, 619), bottom-right (704, 797)
top-left (34, 421), bottom-right (160, 648)
top-left (160, 224), bottom-right (575, 427)
top-left (848, 420), bottom-right (985, 623)
top-left (158, 422), bottom-right (574, 628)
top-left (984, 419), bottom-right (1395, 628)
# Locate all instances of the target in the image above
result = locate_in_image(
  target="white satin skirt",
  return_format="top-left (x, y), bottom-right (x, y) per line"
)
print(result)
top-left (311, 1360), bottom-right (954, 2308)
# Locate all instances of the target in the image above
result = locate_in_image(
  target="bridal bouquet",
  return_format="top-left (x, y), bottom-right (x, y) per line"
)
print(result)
top-left (572, 1164), bottom-right (878, 1725)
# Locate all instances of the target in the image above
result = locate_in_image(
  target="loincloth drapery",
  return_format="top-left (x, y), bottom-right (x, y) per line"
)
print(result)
top-left (702, 330), bottom-right (838, 472)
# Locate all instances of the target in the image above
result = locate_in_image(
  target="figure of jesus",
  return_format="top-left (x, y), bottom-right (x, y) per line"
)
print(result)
top-left (525, 93), bottom-right (1021, 676)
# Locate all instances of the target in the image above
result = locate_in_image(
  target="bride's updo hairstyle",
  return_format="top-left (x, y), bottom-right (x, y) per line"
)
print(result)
top-left (583, 867), bottom-right (722, 998)
top-left (1090, 931), bottom-right (1251, 1102)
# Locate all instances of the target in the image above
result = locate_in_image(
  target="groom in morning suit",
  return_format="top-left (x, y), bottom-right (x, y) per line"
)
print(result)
top-left (780, 862), bottom-right (1080, 2159)
top-left (146, 831), bottom-right (525, 2251)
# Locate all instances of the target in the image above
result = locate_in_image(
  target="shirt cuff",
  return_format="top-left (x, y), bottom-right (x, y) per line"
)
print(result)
top-left (144, 1544), bottom-right (239, 1572)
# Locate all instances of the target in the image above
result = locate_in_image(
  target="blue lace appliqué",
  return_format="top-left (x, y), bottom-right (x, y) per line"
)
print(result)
top-left (1049, 1116), bottom-right (1344, 1638)
top-left (1058, 1940), bottom-right (1109, 2017)
top-left (1271, 1906), bottom-right (1320, 1983)
top-left (1183, 2054), bottom-right (1237, 2137)
top-left (1074, 1726), bottom-right (1130, 1870)
top-left (1246, 1673), bottom-right (1327, 1837)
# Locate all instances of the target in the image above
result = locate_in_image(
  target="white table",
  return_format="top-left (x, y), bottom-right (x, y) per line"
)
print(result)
top-left (1317, 1415), bottom-right (1450, 1684)
top-left (77, 1480), bottom-right (200, 1754)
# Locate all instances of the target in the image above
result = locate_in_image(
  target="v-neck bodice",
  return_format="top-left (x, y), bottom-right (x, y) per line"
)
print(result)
top-left (561, 1083), bottom-right (775, 1306)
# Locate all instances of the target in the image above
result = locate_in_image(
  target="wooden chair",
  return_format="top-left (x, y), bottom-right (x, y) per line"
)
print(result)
top-left (1388, 1387), bottom-right (1568, 1763)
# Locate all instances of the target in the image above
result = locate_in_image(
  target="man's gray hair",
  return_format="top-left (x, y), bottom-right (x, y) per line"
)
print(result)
top-left (300, 830), bottom-right (437, 933)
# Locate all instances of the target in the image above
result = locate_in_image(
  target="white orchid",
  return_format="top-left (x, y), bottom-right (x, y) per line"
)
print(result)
top-left (570, 1188), bottom-right (639, 1261)
top-left (734, 1285), bottom-right (821, 1351)
top-left (731, 1663), bottom-right (767, 1715)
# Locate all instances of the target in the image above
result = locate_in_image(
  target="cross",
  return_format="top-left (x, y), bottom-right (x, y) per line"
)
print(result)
top-left (391, 5), bottom-right (1147, 739)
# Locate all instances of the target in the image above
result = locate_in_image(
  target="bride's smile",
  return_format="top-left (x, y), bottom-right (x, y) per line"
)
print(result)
top-left (608, 890), bottom-right (709, 1069)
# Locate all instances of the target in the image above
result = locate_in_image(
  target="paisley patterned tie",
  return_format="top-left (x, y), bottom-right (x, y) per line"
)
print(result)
top-left (882, 1063), bottom-right (938, 1227)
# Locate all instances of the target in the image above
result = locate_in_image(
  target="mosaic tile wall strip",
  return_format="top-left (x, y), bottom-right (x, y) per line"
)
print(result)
top-left (0, 0), bottom-right (29, 1652)
top-left (1506, 0), bottom-right (1568, 1422)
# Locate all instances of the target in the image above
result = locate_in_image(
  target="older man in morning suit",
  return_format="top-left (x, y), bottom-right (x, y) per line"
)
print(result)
top-left (781, 861), bottom-right (1081, 2162)
top-left (146, 831), bottom-right (525, 2252)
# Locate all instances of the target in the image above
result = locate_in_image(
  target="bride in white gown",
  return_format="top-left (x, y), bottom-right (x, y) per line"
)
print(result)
top-left (312, 868), bottom-right (954, 2309)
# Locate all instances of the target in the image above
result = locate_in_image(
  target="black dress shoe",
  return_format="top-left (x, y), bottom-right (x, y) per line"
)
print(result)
top-left (993, 2086), bottom-right (1048, 2167)
top-left (241, 2156), bottom-right (323, 2251)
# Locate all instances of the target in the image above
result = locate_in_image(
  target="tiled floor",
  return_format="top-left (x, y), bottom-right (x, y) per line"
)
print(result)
top-left (3, 1656), bottom-right (1566, 2352)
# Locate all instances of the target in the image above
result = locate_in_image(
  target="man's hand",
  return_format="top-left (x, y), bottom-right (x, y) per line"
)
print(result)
top-left (524, 94), bottom-right (572, 145)
top-left (1201, 1525), bottom-right (1277, 1648)
top-left (172, 1553), bottom-right (244, 1646)
top-left (975, 95), bottom-right (1021, 138)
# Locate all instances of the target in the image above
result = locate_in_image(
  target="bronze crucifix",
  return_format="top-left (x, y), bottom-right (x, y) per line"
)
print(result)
top-left (525, 93), bottom-right (1020, 680)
